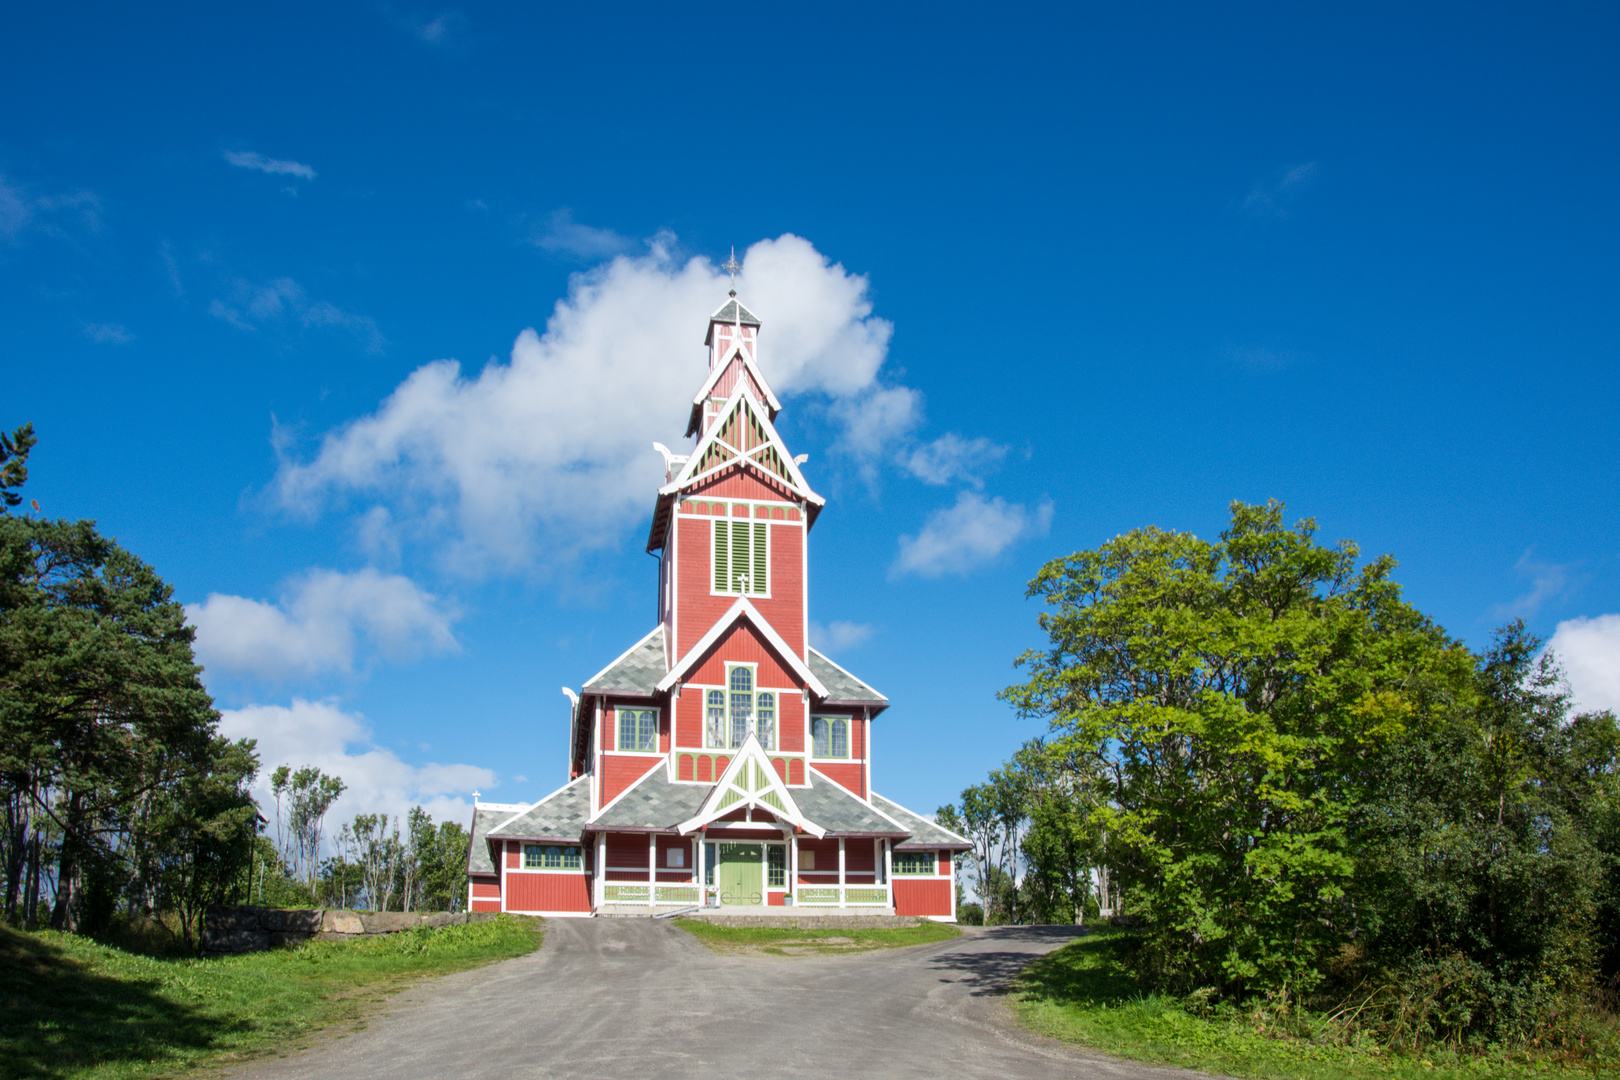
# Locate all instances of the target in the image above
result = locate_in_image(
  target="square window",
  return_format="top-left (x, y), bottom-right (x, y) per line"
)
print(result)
top-left (800, 849), bottom-right (815, 871)
top-left (667, 848), bottom-right (685, 868)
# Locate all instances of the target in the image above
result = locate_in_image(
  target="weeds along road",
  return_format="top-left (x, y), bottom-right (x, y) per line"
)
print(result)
top-left (223, 920), bottom-right (1207, 1080)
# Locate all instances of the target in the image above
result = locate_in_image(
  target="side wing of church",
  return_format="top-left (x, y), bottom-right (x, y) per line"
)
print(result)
top-left (465, 292), bottom-right (969, 918)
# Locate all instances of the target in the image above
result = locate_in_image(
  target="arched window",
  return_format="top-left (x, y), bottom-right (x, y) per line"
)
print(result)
top-left (812, 716), bottom-right (849, 759)
top-left (706, 690), bottom-right (726, 748)
top-left (756, 692), bottom-right (776, 750)
top-left (728, 666), bottom-right (753, 749)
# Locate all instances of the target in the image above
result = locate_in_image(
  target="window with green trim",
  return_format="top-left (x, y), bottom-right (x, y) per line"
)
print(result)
top-left (811, 716), bottom-right (849, 758)
top-left (893, 850), bottom-right (935, 875)
top-left (705, 690), bottom-right (726, 747)
top-left (617, 708), bottom-right (657, 752)
top-left (712, 516), bottom-right (768, 595)
top-left (524, 845), bottom-right (583, 870)
top-left (756, 692), bottom-right (776, 751)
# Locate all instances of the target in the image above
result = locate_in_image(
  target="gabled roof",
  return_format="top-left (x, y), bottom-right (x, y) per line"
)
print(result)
top-left (582, 625), bottom-right (667, 697)
top-left (468, 803), bottom-right (525, 874)
top-left (871, 793), bottom-right (972, 850)
top-left (664, 384), bottom-right (819, 504)
top-left (687, 342), bottom-right (782, 434)
top-left (799, 769), bottom-right (909, 835)
top-left (705, 298), bottom-right (761, 337)
top-left (487, 777), bottom-right (592, 841)
top-left (807, 648), bottom-right (887, 708)
top-left (655, 596), bottom-right (828, 698)
top-left (674, 734), bottom-right (825, 837)
top-left (587, 763), bottom-right (710, 830)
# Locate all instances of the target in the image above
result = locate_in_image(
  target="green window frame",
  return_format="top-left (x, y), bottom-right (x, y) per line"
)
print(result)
top-left (756, 692), bottom-right (775, 751)
top-left (617, 707), bottom-right (657, 753)
top-left (728, 666), bottom-right (753, 748)
top-left (705, 690), bottom-right (726, 748)
top-left (712, 517), bottom-right (768, 595)
top-left (893, 850), bottom-right (935, 875)
top-left (525, 845), bottom-right (583, 870)
top-left (811, 716), bottom-right (849, 758)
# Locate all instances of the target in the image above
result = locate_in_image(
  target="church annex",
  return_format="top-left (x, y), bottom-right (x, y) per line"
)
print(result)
top-left (466, 288), bottom-right (969, 918)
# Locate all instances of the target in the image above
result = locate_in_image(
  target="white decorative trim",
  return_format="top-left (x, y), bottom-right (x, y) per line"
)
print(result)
top-left (655, 596), bottom-right (829, 698)
top-left (674, 733), bottom-right (825, 838)
top-left (661, 384), bottom-right (823, 506)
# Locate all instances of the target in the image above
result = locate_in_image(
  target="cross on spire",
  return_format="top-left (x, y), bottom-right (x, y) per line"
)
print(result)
top-left (721, 246), bottom-right (742, 296)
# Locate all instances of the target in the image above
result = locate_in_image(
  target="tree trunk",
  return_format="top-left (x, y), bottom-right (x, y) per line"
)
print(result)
top-left (49, 791), bottom-right (84, 931)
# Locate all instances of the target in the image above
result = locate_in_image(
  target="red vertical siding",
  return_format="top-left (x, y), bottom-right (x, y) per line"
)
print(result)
top-left (506, 872), bottom-right (591, 913)
top-left (606, 832), bottom-right (650, 869)
top-left (814, 763), bottom-right (865, 797)
top-left (673, 514), bottom-right (805, 661)
top-left (894, 879), bottom-right (953, 917)
top-left (686, 623), bottom-right (797, 687)
top-left (938, 850), bottom-right (953, 874)
top-left (504, 841), bottom-right (519, 869)
top-left (852, 715), bottom-right (866, 760)
top-left (601, 756), bottom-right (661, 806)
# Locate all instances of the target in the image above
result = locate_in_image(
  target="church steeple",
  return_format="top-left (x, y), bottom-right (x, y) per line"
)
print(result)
top-left (688, 294), bottom-right (781, 438)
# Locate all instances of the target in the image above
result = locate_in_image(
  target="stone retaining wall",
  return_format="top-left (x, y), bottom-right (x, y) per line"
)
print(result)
top-left (682, 914), bottom-right (924, 929)
top-left (201, 905), bottom-right (498, 956)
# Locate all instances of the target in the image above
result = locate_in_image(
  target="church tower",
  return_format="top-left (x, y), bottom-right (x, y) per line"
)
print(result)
top-left (465, 285), bottom-right (968, 918)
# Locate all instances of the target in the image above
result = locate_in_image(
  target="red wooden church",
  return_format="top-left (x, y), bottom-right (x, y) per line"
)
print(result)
top-left (466, 291), bottom-right (968, 918)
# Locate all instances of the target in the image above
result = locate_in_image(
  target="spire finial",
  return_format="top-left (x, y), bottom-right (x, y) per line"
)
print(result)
top-left (721, 246), bottom-right (742, 297)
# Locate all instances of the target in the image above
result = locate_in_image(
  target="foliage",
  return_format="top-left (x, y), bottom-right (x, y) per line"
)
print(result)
top-left (0, 916), bottom-right (541, 1080)
top-left (0, 422), bottom-right (36, 511)
top-left (269, 764), bottom-right (345, 892)
top-left (1001, 500), bottom-right (1464, 1000)
top-left (1012, 927), bottom-right (1620, 1080)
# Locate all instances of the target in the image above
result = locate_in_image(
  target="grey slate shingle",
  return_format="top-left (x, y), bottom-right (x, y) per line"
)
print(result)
top-left (807, 648), bottom-right (886, 705)
top-left (487, 776), bottom-right (592, 840)
top-left (798, 770), bottom-right (907, 835)
top-left (468, 806), bottom-right (519, 874)
top-left (709, 299), bottom-right (761, 327)
top-left (590, 766), bottom-right (710, 830)
top-left (872, 792), bottom-right (971, 849)
top-left (583, 627), bottom-right (666, 695)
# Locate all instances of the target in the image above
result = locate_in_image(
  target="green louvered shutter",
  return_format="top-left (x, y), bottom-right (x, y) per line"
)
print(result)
top-left (752, 522), bottom-right (768, 594)
top-left (713, 520), bottom-right (729, 591)
top-left (730, 520), bottom-right (750, 592)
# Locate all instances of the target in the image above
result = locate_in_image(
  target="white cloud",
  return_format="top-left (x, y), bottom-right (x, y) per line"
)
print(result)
top-left (1547, 614), bottom-right (1620, 716)
top-left (904, 433), bottom-right (1007, 487)
top-left (1243, 162), bottom-right (1318, 218)
top-left (209, 274), bottom-right (384, 353)
top-left (531, 209), bottom-right (636, 260)
top-left (0, 173), bottom-right (102, 242)
top-left (809, 620), bottom-right (874, 653)
top-left (892, 490), bottom-right (1054, 579)
top-left (271, 233), bottom-right (906, 574)
top-left (1494, 549), bottom-right (1572, 619)
top-left (187, 568), bottom-right (458, 681)
top-left (223, 150), bottom-right (317, 180)
top-left (219, 698), bottom-right (494, 843)
top-left (84, 322), bottom-right (133, 345)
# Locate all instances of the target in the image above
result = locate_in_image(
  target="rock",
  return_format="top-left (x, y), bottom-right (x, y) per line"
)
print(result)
top-left (324, 911), bottom-right (365, 934)
top-left (204, 929), bottom-right (270, 954)
top-left (268, 930), bottom-right (315, 948)
top-left (205, 905), bottom-right (263, 933)
top-left (426, 912), bottom-right (454, 928)
top-left (359, 912), bottom-right (419, 933)
top-left (261, 908), bottom-right (324, 933)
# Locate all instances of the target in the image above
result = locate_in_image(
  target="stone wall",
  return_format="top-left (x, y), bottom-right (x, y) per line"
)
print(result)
top-left (202, 905), bottom-right (499, 956)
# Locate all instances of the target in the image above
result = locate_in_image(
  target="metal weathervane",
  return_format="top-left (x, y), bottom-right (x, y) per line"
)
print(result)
top-left (721, 246), bottom-right (742, 296)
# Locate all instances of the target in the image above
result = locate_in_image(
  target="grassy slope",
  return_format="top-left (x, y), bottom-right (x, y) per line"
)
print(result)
top-left (1011, 928), bottom-right (1615, 1080)
top-left (0, 917), bottom-right (542, 1080)
top-left (674, 917), bottom-right (960, 954)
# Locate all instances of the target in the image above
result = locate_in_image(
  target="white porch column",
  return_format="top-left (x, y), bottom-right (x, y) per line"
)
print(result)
top-left (884, 839), bottom-right (894, 912)
top-left (838, 837), bottom-right (846, 908)
top-left (788, 830), bottom-right (798, 903)
top-left (594, 833), bottom-right (606, 910)
top-left (648, 832), bottom-right (658, 906)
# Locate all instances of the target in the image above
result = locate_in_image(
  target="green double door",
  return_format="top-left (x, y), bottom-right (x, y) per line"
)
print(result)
top-left (714, 843), bottom-right (763, 905)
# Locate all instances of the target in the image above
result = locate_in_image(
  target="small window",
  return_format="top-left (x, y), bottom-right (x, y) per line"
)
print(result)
top-left (893, 851), bottom-right (935, 875)
top-left (799, 849), bottom-right (815, 871)
top-left (767, 846), bottom-right (786, 889)
top-left (757, 692), bottom-right (776, 750)
top-left (525, 845), bottom-right (582, 870)
top-left (712, 518), bottom-right (768, 595)
top-left (617, 708), bottom-right (657, 752)
top-left (812, 717), bottom-right (849, 759)
top-left (667, 847), bottom-right (685, 868)
top-left (706, 690), bottom-right (726, 748)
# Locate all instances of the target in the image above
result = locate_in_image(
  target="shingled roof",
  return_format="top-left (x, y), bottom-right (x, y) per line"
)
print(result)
top-left (708, 298), bottom-right (760, 328)
top-left (872, 793), bottom-right (971, 850)
top-left (807, 648), bottom-right (886, 706)
top-left (589, 765), bottom-right (710, 830)
top-left (799, 770), bottom-right (908, 835)
top-left (468, 804), bottom-right (524, 874)
top-left (583, 626), bottom-right (666, 696)
top-left (487, 777), bottom-right (591, 841)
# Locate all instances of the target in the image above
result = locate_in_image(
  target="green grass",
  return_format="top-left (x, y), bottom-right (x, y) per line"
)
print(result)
top-left (0, 916), bottom-right (543, 1080)
top-left (673, 917), bottom-right (960, 953)
top-left (1011, 927), bottom-right (1618, 1080)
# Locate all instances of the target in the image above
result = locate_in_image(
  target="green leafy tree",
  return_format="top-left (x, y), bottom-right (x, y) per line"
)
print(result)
top-left (0, 422), bottom-right (36, 511)
top-left (1002, 500), bottom-right (1465, 1000)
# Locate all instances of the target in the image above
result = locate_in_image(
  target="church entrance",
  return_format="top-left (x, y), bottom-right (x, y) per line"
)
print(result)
top-left (710, 843), bottom-right (763, 905)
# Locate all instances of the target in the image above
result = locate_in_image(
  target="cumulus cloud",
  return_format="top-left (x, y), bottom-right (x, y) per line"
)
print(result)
top-left (271, 233), bottom-right (907, 574)
top-left (904, 433), bottom-right (1007, 487)
top-left (223, 150), bottom-right (317, 180)
top-left (187, 568), bottom-right (459, 681)
top-left (219, 699), bottom-right (494, 841)
top-left (809, 620), bottom-right (875, 653)
top-left (1547, 614), bottom-right (1620, 716)
top-left (1243, 162), bottom-right (1318, 219)
top-left (892, 490), bottom-right (1053, 579)
top-left (208, 274), bottom-right (384, 353)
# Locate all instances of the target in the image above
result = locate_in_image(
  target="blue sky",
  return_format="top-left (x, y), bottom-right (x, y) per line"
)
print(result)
top-left (4, 3), bottom-right (1617, 828)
